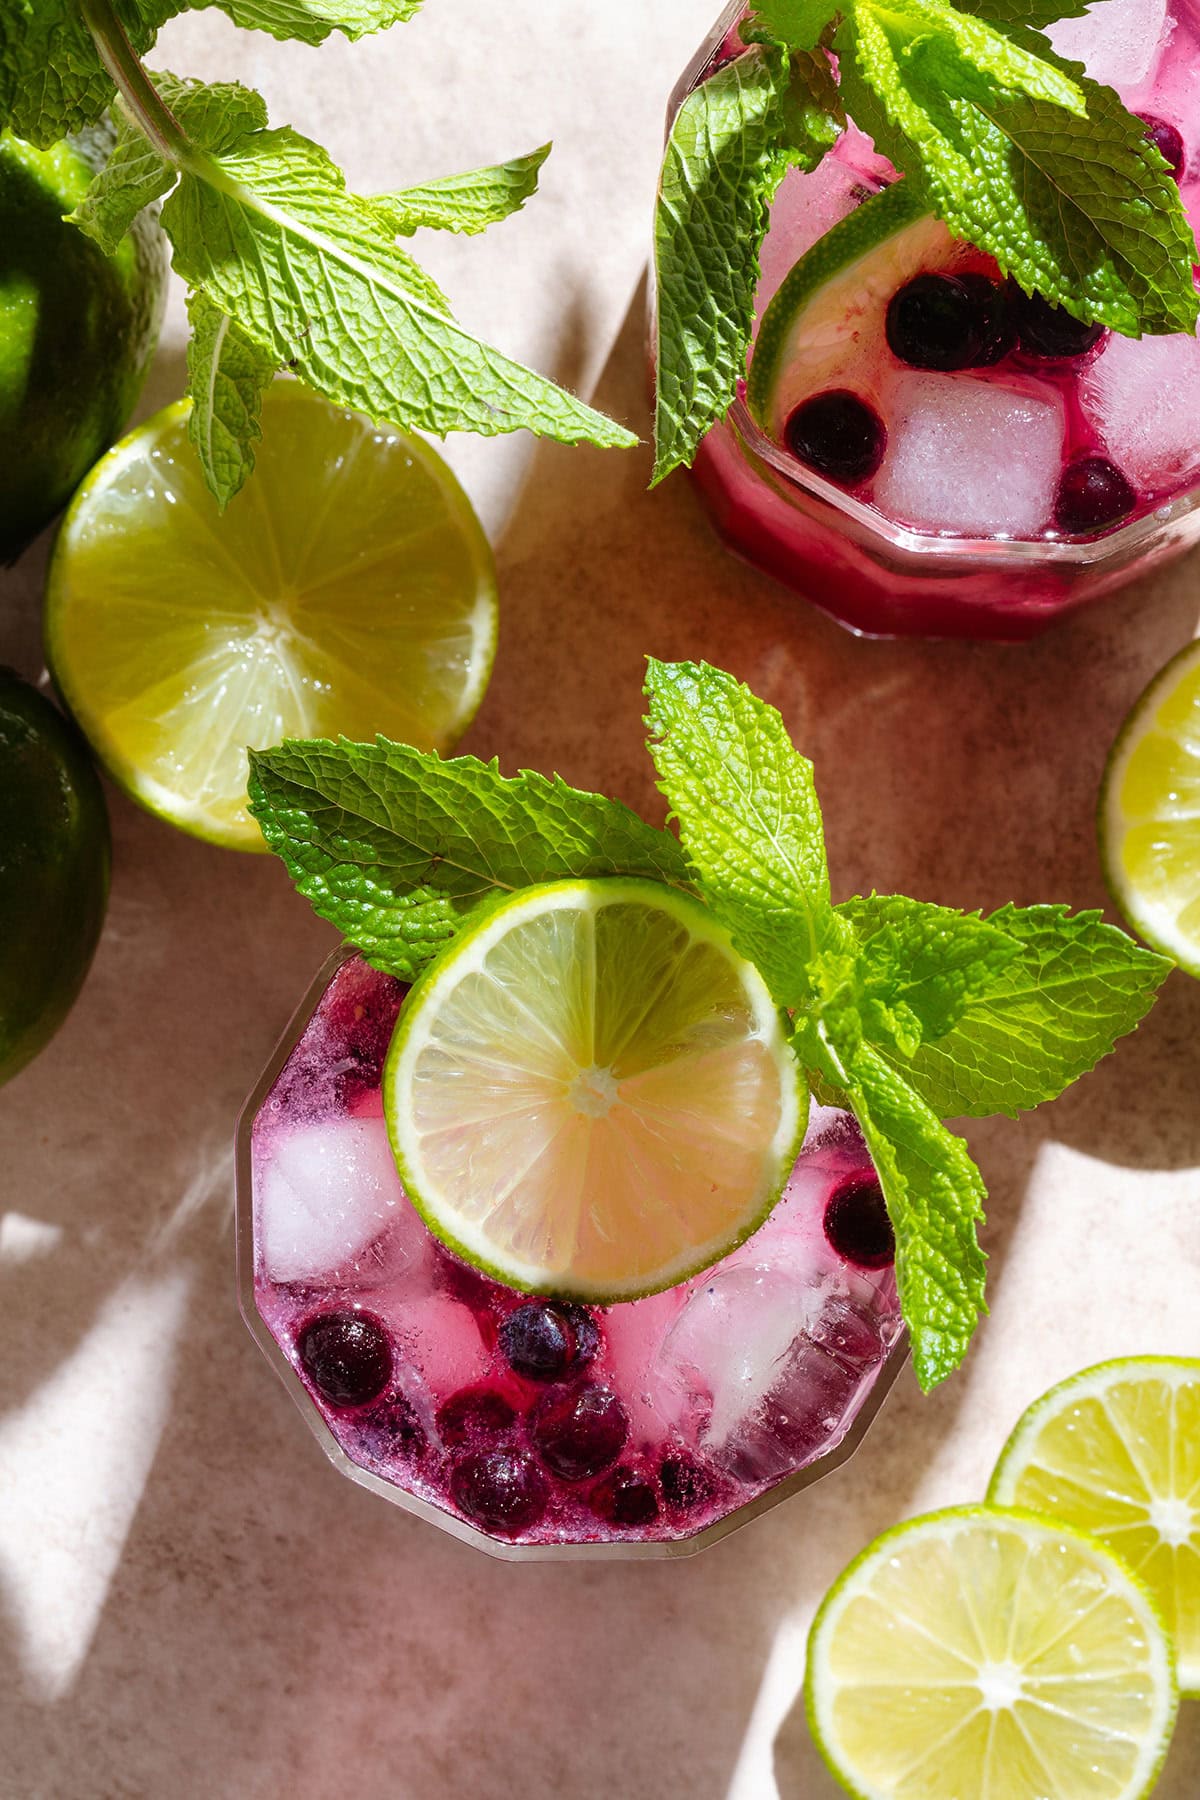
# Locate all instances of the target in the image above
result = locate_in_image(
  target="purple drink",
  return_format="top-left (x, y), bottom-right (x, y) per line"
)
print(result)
top-left (665, 0), bottom-right (1200, 639)
top-left (237, 952), bottom-right (906, 1557)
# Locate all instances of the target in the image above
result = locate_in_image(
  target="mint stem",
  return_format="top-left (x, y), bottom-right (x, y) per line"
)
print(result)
top-left (80, 0), bottom-right (194, 166)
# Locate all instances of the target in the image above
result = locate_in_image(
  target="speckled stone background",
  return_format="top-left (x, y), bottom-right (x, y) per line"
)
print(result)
top-left (1, 4), bottom-right (1198, 1796)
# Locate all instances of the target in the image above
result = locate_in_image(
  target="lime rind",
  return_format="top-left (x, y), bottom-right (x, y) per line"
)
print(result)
top-left (1100, 637), bottom-right (1200, 977)
top-left (988, 1355), bottom-right (1200, 1700)
top-left (383, 876), bottom-right (806, 1304)
top-left (44, 383), bottom-right (498, 852)
top-left (805, 1502), bottom-right (1179, 1800)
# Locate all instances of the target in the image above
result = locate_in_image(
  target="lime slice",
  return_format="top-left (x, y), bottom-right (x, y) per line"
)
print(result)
top-left (989, 1357), bottom-right (1200, 1698)
top-left (747, 181), bottom-right (948, 436)
top-left (45, 382), bottom-right (498, 851)
top-left (1100, 639), bottom-right (1200, 974)
top-left (806, 1504), bottom-right (1178, 1800)
top-left (384, 877), bottom-right (803, 1301)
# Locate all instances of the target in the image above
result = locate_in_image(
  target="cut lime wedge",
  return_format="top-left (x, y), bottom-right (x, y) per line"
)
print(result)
top-left (384, 877), bottom-right (804, 1301)
top-left (806, 1504), bottom-right (1178, 1800)
top-left (989, 1357), bottom-right (1200, 1698)
top-left (1100, 639), bottom-right (1200, 974)
top-left (45, 383), bottom-right (498, 851)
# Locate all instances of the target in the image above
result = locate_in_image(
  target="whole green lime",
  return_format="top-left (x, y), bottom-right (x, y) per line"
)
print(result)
top-left (0, 124), bottom-right (167, 561)
top-left (0, 669), bottom-right (111, 1085)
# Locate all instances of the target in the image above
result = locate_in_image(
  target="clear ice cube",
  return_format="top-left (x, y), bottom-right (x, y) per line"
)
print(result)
top-left (1048, 0), bottom-right (1169, 91)
top-left (875, 373), bottom-right (1065, 537)
top-left (256, 1113), bottom-right (417, 1284)
top-left (1080, 327), bottom-right (1200, 493)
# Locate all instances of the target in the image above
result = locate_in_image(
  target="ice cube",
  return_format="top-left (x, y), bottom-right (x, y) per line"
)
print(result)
top-left (875, 373), bottom-right (1064, 537)
top-left (257, 1113), bottom-right (414, 1284)
top-left (1080, 327), bottom-right (1200, 494)
top-left (1048, 0), bottom-right (1168, 93)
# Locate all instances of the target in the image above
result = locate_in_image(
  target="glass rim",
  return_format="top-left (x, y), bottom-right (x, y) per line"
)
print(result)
top-left (726, 396), bottom-right (1200, 569)
top-left (235, 943), bottom-right (911, 1563)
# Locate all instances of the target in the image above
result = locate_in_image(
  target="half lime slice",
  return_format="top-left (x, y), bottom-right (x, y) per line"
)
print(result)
top-left (384, 877), bottom-right (804, 1301)
top-left (989, 1356), bottom-right (1200, 1698)
top-left (807, 1504), bottom-right (1178, 1800)
top-left (1100, 638), bottom-right (1200, 973)
top-left (45, 382), bottom-right (498, 850)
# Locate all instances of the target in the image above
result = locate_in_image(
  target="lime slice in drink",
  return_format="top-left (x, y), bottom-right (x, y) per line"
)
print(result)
top-left (45, 382), bottom-right (498, 851)
top-left (747, 180), bottom-right (944, 436)
top-left (806, 1504), bottom-right (1178, 1800)
top-left (989, 1357), bottom-right (1200, 1698)
top-left (384, 878), bottom-right (804, 1301)
top-left (1100, 639), bottom-right (1200, 973)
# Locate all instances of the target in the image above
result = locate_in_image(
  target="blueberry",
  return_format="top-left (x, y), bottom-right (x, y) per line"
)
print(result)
top-left (590, 1466), bottom-right (660, 1527)
top-left (434, 1248), bottom-right (501, 1321)
top-left (532, 1384), bottom-right (629, 1481)
top-left (823, 1179), bottom-right (895, 1270)
top-left (1053, 457), bottom-right (1137, 535)
top-left (450, 1448), bottom-right (548, 1534)
top-left (297, 1310), bottom-right (392, 1407)
top-left (435, 1386), bottom-right (518, 1447)
top-left (958, 273), bottom-right (1016, 366)
top-left (500, 1301), bottom-right (599, 1382)
top-left (783, 390), bottom-right (886, 486)
top-left (358, 1392), bottom-right (427, 1460)
top-left (1138, 113), bottom-right (1185, 180)
top-left (1010, 286), bottom-right (1106, 360)
top-left (885, 272), bottom-right (1000, 371)
top-left (660, 1454), bottom-right (715, 1513)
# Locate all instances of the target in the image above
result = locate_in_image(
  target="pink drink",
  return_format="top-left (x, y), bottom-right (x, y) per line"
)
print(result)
top-left (237, 952), bottom-right (906, 1558)
top-left (671, 0), bottom-right (1200, 639)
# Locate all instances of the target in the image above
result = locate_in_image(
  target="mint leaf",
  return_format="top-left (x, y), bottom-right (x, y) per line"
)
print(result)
top-left (71, 74), bottom-right (268, 254)
top-left (843, 894), bottom-right (1022, 1053)
top-left (372, 144), bottom-right (551, 237)
top-left (652, 45), bottom-right (789, 484)
top-left (842, 1046), bottom-right (988, 1391)
top-left (2, 0), bottom-right (179, 145)
top-left (644, 659), bottom-right (846, 1008)
top-left (185, 291), bottom-right (277, 508)
top-left (247, 738), bottom-right (692, 980)
top-left (957, 0), bottom-right (1091, 26)
top-left (745, 1), bottom-right (837, 50)
top-left (206, 0), bottom-right (423, 45)
top-left (838, 0), bottom-right (1199, 335)
top-left (780, 50), bottom-right (843, 168)
top-left (841, 898), bottom-right (1170, 1117)
top-left (161, 127), bottom-right (636, 449)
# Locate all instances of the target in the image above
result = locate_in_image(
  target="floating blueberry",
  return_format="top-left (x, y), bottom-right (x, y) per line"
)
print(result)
top-left (359, 1391), bottom-right (427, 1460)
top-left (590, 1466), bottom-right (660, 1527)
top-left (957, 273), bottom-right (1016, 366)
top-left (823, 1179), bottom-right (895, 1270)
top-left (1010, 286), bottom-right (1106, 360)
top-left (885, 272), bottom-right (998, 371)
top-left (500, 1301), bottom-right (599, 1382)
top-left (533, 1384), bottom-right (629, 1481)
top-left (297, 1310), bottom-right (392, 1407)
top-left (1138, 113), bottom-right (1185, 180)
top-left (450, 1448), bottom-right (548, 1534)
top-left (436, 1385), bottom-right (518, 1447)
top-left (660, 1454), bottom-right (715, 1514)
top-left (783, 390), bottom-right (886, 486)
top-left (1053, 457), bottom-right (1137, 535)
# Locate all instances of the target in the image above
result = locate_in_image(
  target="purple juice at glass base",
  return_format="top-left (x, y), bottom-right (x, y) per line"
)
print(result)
top-left (664, 0), bottom-right (1200, 640)
top-left (236, 950), bottom-right (907, 1560)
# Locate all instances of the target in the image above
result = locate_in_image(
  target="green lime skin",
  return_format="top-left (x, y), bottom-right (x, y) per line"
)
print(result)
top-left (0, 669), bottom-right (111, 1085)
top-left (0, 124), bottom-right (167, 562)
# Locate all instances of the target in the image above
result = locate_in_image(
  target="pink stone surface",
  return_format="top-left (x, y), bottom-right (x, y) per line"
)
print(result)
top-left (0, 2), bottom-right (1198, 1794)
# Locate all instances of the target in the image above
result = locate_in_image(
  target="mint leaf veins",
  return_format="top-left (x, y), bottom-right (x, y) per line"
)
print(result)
top-left (251, 660), bottom-right (1171, 1391)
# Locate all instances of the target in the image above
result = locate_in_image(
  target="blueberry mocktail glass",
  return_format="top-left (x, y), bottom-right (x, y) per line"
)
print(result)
top-left (664, 0), bottom-right (1200, 640)
top-left (236, 950), bottom-right (907, 1560)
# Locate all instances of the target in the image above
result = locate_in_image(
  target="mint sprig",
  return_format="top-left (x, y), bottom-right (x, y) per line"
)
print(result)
top-left (250, 660), bottom-right (1171, 1391)
top-left (8, 2), bottom-right (634, 508)
top-left (652, 0), bottom-right (1200, 478)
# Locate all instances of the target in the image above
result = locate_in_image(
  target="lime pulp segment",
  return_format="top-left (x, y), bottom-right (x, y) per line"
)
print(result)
top-left (1101, 638), bottom-right (1200, 973)
top-left (45, 383), bottom-right (498, 851)
top-left (806, 1504), bottom-right (1178, 1800)
top-left (989, 1356), bottom-right (1200, 1698)
top-left (384, 878), bottom-right (804, 1302)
